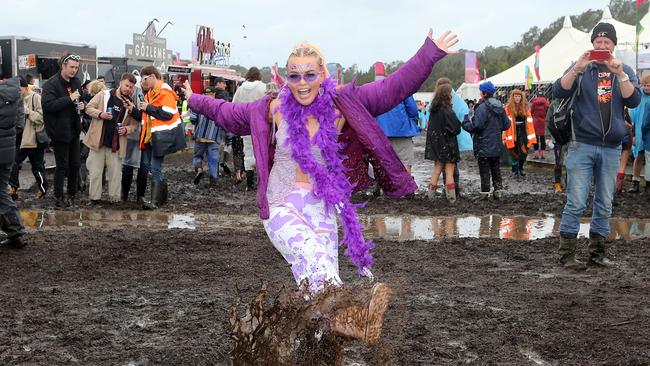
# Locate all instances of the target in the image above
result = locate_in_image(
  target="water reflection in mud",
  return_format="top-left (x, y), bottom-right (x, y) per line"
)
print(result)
top-left (20, 210), bottom-right (196, 230)
top-left (19, 210), bottom-right (650, 241)
top-left (366, 215), bottom-right (650, 241)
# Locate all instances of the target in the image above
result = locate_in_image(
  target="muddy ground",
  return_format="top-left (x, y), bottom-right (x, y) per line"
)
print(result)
top-left (12, 147), bottom-right (650, 219)
top-left (1, 227), bottom-right (649, 365)
top-left (3, 141), bottom-right (650, 364)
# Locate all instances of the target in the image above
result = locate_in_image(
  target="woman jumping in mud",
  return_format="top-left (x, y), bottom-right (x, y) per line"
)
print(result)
top-left (182, 29), bottom-right (458, 343)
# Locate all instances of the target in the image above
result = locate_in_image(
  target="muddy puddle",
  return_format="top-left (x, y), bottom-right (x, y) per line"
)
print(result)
top-left (366, 214), bottom-right (650, 241)
top-left (20, 209), bottom-right (650, 241)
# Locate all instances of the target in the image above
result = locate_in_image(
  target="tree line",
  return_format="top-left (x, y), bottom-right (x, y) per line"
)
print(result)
top-left (231, 0), bottom-right (648, 92)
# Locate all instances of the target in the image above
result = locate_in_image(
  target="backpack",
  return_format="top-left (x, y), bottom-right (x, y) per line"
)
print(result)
top-left (548, 74), bottom-right (583, 145)
top-left (0, 78), bottom-right (21, 130)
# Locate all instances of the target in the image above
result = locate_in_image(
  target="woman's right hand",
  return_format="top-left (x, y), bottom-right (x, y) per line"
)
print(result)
top-left (181, 80), bottom-right (193, 100)
top-left (99, 112), bottom-right (112, 120)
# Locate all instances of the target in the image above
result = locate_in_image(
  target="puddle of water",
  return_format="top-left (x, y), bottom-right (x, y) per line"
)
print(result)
top-left (20, 210), bottom-right (650, 242)
top-left (20, 210), bottom-right (189, 230)
top-left (365, 214), bottom-right (650, 241)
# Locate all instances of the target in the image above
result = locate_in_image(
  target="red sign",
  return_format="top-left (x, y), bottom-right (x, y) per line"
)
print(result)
top-left (197, 26), bottom-right (216, 64)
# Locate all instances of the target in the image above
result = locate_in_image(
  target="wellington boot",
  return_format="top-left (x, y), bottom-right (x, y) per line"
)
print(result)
top-left (8, 185), bottom-right (18, 200)
top-left (588, 235), bottom-right (614, 267)
top-left (479, 191), bottom-right (490, 201)
top-left (554, 182), bottom-right (563, 193)
top-left (330, 283), bottom-right (392, 344)
top-left (559, 237), bottom-right (586, 271)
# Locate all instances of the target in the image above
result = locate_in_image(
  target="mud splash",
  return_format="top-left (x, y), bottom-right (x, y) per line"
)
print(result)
top-left (229, 283), bottom-right (394, 366)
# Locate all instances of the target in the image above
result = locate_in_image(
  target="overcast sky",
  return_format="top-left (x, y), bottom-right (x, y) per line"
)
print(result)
top-left (2, 0), bottom-right (613, 69)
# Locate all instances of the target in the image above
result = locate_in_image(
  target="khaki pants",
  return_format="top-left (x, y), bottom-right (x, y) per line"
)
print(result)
top-left (87, 146), bottom-right (122, 202)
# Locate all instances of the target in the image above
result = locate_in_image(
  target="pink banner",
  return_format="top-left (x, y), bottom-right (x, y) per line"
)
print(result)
top-left (465, 52), bottom-right (480, 84)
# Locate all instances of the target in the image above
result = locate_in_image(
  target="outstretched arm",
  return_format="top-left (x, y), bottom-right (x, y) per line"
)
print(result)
top-left (183, 80), bottom-right (255, 136)
top-left (357, 30), bottom-right (458, 116)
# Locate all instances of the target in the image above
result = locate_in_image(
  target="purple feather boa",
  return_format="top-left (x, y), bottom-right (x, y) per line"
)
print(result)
top-left (278, 77), bottom-right (374, 276)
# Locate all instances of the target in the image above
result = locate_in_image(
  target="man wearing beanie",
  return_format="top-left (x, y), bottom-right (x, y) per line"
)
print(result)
top-left (462, 81), bottom-right (510, 200)
top-left (553, 22), bottom-right (641, 270)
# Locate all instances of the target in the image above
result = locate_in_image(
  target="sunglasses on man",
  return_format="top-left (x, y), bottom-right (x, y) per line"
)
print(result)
top-left (63, 54), bottom-right (81, 63)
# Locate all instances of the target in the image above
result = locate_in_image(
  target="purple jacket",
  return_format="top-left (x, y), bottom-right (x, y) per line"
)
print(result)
top-left (189, 37), bottom-right (446, 219)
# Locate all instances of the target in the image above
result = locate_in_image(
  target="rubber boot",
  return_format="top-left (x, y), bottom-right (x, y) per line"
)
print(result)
top-left (121, 173), bottom-right (133, 202)
top-left (493, 189), bottom-right (503, 200)
top-left (159, 179), bottom-right (168, 206)
top-left (558, 237), bottom-right (586, 271)
top-left (479, 191), bottom-right (490, 201)
top-left (445, 183), bottom-right (456, 203)
top-left (55, 195), bottom-right (67, 208)
top-left (554, 182), bottom-right (563, 193)
top-left (330, 283), bottom-right (392, 344)
top-left (209, 176), bottom-right (218, 188)
top-left (193, 167), bottom-right (204, 185)
top-left (629, 180), bottom-right (640, 193)
top-left (142, 180), bottom-right (163, 210)
top-left (0, 210), bottom-right (26, 248)
top-left (588, 234), bottom-right (613, 267)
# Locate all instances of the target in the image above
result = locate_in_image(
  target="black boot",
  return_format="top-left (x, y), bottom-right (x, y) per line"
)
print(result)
top-left (629, 180), bottom-right (640, 193)
top-left (159, 179), bottom-right (168, 206)
top-left (193, 168), bottom-right (205, 185)
top-left (66, 194), bottom-right (77, 208)
top-left (208, 176), bottom-right (218, 187)
top-left (588, 234), bottom-right (614, 267)
top-left (142, 180), bottom-right (164, 210)
top-left (0, 211), bottom-right (26, 249)
top-left (121, 173), bottom-right (133, 202)
top-left (558, 237), bottom-right (586, 271)
top-left (55, 195), bottom-right (67, 208)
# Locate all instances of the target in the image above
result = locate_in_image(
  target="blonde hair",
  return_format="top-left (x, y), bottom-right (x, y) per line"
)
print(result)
top-left (88, 80), bottom-right (105, 96)
top-left (641, 73), bottom-right (650, 85)
top-left (286, 42), bottom-right (329, 77)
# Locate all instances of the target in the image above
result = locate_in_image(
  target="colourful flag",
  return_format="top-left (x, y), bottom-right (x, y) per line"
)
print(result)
top-left (635, 2), bottom-right (646, 51)
top-left (524, 65), bottom-right (533, 90)
top-left (534, 45), bottom-right (541, 81)
top-left (374, 61), bottom-right (386, 81)
top-left (464, 52), bottom-right (481, 83)
top-left (271, 63), bottom-right (285, 87)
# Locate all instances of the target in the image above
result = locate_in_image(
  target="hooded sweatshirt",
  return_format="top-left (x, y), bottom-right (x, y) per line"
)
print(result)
top-left (233, 80), bottom-right (267, 103)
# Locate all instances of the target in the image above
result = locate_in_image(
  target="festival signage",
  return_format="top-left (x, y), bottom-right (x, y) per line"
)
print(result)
top-left (196, 25), bottom-right (231, 66)
top-left (18, 54), bottom-right (36, 70)
top-left (125, 23), bottom-right (173, 71)
top-left (167, 65), bottom-right (192, 74)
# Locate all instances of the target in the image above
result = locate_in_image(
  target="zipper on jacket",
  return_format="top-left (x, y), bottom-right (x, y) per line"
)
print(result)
top-left (605, 72), bottom-right (615, 143)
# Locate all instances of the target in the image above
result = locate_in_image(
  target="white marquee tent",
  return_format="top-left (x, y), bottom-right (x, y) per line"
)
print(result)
top-left (457, 6), bottom-right (641, 100)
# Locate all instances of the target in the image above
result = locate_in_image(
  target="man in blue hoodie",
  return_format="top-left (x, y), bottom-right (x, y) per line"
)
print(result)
top-left (553, 23), bottom-right (641, 270)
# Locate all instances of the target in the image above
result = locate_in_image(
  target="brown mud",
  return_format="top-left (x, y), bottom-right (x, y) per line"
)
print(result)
top-left (2, 146), bottom-right (649, 364)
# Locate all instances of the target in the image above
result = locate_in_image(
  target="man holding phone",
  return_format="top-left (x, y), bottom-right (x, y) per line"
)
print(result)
top-left (84, 73), bottom-right (140, 204)
top-left (42, 53), bottom-right (85, 208)
top-left (554, 22), bottom-right (641, 270)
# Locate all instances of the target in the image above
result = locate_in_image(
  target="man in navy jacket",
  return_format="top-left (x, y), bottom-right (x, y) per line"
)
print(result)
top-left (553, 23), bottom-right (641, 270)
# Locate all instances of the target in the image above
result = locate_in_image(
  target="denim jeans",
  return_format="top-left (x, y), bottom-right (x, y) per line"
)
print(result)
top-left (193, 141), bottom-right (220, 179)
top-left (141, 145), bottom-right (165, 183)
top-left (559, 141), bottom-right (621, 238)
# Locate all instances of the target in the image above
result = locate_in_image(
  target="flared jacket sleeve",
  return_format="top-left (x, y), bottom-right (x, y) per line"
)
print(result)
top-left (356, 37), bottom-right (448, 117)
top-left (188, 93), bottom-right (255, 136)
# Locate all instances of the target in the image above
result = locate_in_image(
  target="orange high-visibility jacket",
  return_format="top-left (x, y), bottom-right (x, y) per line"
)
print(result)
top-left (503, 111), bottom-right (537, 149)
top-left (139, 80), bottom-right (182, 150)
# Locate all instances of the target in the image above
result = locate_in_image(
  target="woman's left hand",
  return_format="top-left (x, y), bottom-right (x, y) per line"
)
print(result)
top-left (428, 28), bottom-right (459, 54)
top-left (181, 80), bottom-right (193, 100)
